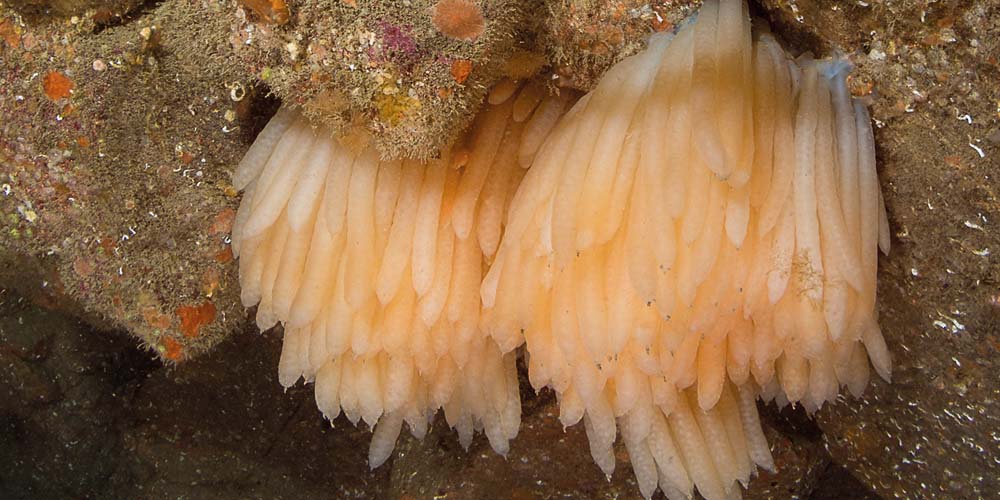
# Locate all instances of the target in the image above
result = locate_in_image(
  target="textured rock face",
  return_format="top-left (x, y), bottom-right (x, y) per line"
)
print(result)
top-left (539, 0), bottom-right (701, 91)
top-left (0, 296), bottom-right (145, 498)
top-left (0, 295), bottom-right (387, 499)
top-left (0, 0), bottom-right (255, 360)
top-left (230, 0), bottom-right (532, 160)
top-left (1, 0), bottom-right (999, 498)
top-left (6, 0), bottom-right (144, 18)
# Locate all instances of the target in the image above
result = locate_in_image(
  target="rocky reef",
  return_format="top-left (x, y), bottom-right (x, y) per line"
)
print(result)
top-left (230, 0), bottom-right (532, 159)
top-left (1, 0), bottom-right (998, 497)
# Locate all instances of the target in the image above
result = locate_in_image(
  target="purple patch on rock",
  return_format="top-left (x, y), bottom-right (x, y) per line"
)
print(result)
top-left (378, 22), bottom-right (421, 72)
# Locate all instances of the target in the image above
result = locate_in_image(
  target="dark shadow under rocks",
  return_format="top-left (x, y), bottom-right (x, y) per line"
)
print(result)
top-left (0, 289), bottom-right (884, 499)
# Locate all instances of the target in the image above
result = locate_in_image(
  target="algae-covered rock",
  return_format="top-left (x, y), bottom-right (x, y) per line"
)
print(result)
top-left (540, 0), bottom-right (700, 91)
top-left (0, 0), bottom-right (257, 361)
top-left (6, 0), bottom-right (144, 19)
top-left (230, 0), bottom-right (536, 159)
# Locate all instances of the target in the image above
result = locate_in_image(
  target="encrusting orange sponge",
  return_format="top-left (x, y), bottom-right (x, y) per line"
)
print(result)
top-left (231, 0), bottom-right (890, 498)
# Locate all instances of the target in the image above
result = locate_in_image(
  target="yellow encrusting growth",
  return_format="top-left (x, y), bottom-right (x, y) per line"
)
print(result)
top-left (230, 82), bottom-right (565, 468)
top-left (481, 0), bottom-right (890, 498)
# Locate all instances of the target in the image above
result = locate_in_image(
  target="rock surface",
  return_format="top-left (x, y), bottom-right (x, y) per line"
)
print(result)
top-left (540, 0), bottom-right (700, 91)
top-left (1, 0), bottom-right (255, 360)
top-left (0, 293), bottom-right (388, 499)
top-left (230, 0), bottom-right (532, 159)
